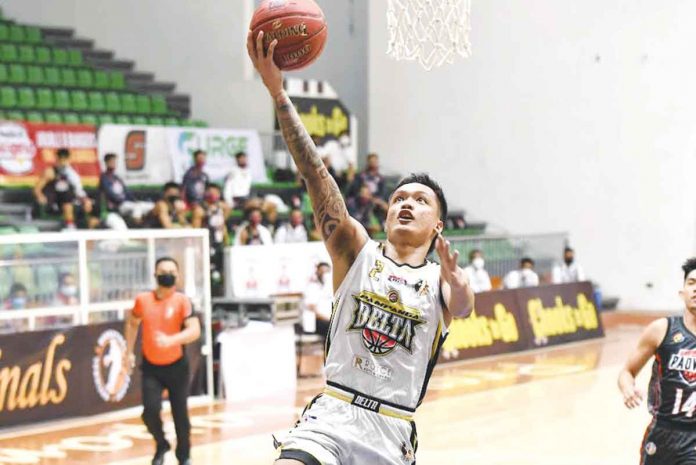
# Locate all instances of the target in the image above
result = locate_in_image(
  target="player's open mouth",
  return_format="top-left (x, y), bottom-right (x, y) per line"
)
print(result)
top-left (398, 211), bottom-right (414, 223)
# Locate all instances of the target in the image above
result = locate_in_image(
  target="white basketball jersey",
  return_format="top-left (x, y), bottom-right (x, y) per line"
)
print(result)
top-left (324, 240), bottom-right (448, 412)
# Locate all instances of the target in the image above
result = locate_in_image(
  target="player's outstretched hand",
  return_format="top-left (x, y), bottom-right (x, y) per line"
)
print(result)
top-left (621, 385), bottom-right (644, 409)
top-left (436, 234), bottom-right (468, 288)
top-left (246, 30), bottom-right (283, 97)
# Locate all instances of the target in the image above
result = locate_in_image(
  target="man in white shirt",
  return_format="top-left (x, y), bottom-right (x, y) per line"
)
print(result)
top-left (504, 257), bottom-right (540, 289)
top-left (274, 208), bottom-right (308, 243)
top-left (302, 262), bottom-right (333, 338)
top-left (463, 249), bottom-right (492, 293)
top-left (223, 152), bottom-right (252, 208)
top-left (233, 207), bottom-right (273, 246)
top-left (552, 247), bottom-right (586, 284)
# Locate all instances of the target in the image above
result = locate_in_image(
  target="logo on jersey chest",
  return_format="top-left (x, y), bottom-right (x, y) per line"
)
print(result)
top-left (348, 290), bottom-right (425, 356)
top-left (668, 349), bottom-right (696, 385)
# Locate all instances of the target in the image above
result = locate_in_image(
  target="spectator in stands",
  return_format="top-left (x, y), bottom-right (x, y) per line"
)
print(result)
top-left (322, 156), bottom-right (355, 193)
top-left (192, 184), bottom-right (229, 296)
top-left (504, 257), bottom-right (540, 289)
top-left (234, 207), bottom-right (273, 245)
top-left (552, 246), bottom-right (586, 284)
top-left (223, 152), bottom-right (252, 209)
top-left (99, 153), bottom-right (154, 229)
top-left (54, 272), bottom-right (79, 306)
top-left (1, 283), bottom-right (28, 333)
top-left (347, 185), bottom-right (382, 236)
top-left (181, 150), bottom-right (209, 207)
top-left (349, 153), bottom-right (386, 200)
top-left (144, 182), bottom-right (189, 229)
top-left (463, 249), bottom-right (492, 293)
top-left (303, 262), bottom-right (333, 339)
top-left (34, 148), bottom-right (93, 230)
top-left (274, 208), bottom-right (308, 243)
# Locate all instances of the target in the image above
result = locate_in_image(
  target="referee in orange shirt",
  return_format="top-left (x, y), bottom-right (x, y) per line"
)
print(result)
top-left (125, 257), bottom-right (201, 465)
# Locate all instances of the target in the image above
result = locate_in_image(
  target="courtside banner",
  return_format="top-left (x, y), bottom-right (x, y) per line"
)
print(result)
top-left (98, 125), bottom-right (173, 186)
top-left (0, 321), bottom-right (203, 428)
top-left (167, 127), bottom-right (267, 184)
top-left (0, 121), bottom-right (100, 188)
top-left (439, 282), bottom-right (603, 363)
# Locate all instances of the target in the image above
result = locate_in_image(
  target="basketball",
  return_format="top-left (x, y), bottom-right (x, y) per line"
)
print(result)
top-left (250, 0), bottom-right (328, 71)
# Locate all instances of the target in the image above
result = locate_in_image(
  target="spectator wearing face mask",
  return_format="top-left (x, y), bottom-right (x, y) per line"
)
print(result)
top-left (181, 150), bottom-right (209, 207)
top-left (99, 153), bottom-right (154, 229)
top-left (35, 273), bottom-right (78, 330)
top-left (552, 247), bottom-right (586, 284)
top-left (234, 207), bottom-right (273, 246)
top-left (1, 283), bottom-right (28, 333)
top-left (463, 249), bottom-right (492, 293)
top-left (144, 183), bottom-right (189, 229)
top-left (223, 152), bottom-right (252, 209)
top-left (504, 257), bottom-right (540, 289)
top-left (192, 184), bottom-right (230, 297)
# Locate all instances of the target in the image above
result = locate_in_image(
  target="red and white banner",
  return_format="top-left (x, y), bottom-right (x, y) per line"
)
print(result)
top-left (0, 121), bottom-right (100, 187)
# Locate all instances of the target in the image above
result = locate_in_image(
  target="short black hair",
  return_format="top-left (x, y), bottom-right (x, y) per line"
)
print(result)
top-left (469, 248), bottom-right (482, 262)
top-left (57, 148), bottom-right (70, 159)
top-left (58, 272), bottom-right (74, 284)
top-left (163, 181), bottom-right (180, 192)
top-left (9, 282), bottom-right (26, 295)
top-left (103, 153), bottom-right (117, 163)
top-left (193, 149), bottom-right (206, 159)
top-left (395, 173), bottom-right (448, 222)
top-left (205, 182), bottom-right (221, 192)
top-left (564, 246), bottom-right (574, 254)
top-left (235, 152), bottom-right (247, 159)
top-left (155, 256), bottom-right (179, 270)
top-left (683, 258), bottom-right (696, 282)
top-left (245, 206), bottom-right (262, 219)
top-left (317, 262), bottom-right (330, 269)
top-left (521, 257), bottom-right (535, 267)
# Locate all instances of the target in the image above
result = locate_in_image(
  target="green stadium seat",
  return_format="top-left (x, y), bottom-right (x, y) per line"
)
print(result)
top-left (27, 65), bottom-right (43, 85)
top-left (119, 93), bottom-right (135, 113)
top-left (98, 114), bottom-right (115, 125)
top-left (116, 115), bottom-right (131, 124)
top-left (105, 92), bottom-right (121, 113)
top-left (193, 120), bottom-right (209, 127)
top-left (52, 48), bottom-right (68, 66)
top-left (8, 64), bottom-right (26, 84)
top-left (132, 115), bottom-right (148, 125)
top-left (88, 91), bottom-right (105, 112)
top-left (44, 66), bottom-right (60, 86)
top-left (70, 90), bottom-right (88, 111)
top-left (45, 112), bottom-right (62, 123)
top-left (18, 87), bottom-right (36, 109)
top-left (6, 110), bottom-right (25, 121)
top-left (53, 89), bottom-right (70, 110)
top-left (26, 111), bottom-right (42, 122)
top-left (93, 70), bottom-right (109, 89)
top-left (62, 112), bottom-right (79, 124)
top-left (10, 25), bottom-right (26, 43)
top-left (0, 86), bottom-right (17, 108)
top-left (36, 88), bottom-right (53, 109)
top-left (0, 64), bottom-right (7, 83)
top-left (0, 44), bottom-right (17, 62)
top-left (164, 117), bottom-right (179, 126)
top-left (68, 49), bottom-right (82, 66)
top-left (0, 24), bottom-right (9, 42)
top-left (60, 68), bottom-right (77, 87)
top-left (35, 46), bottom-right (51, 65)
top-left (135, 95), bottom-right (151, 114)
top-left (25, 27), bottom-right (42, 44)
top-left (109, 71), bottom-right (125, 90)
top-left (78, 69), bottom-right (93, 88)
top-left (151, 95), bottom-right (168, 114)
top-left (180, 119), bottom-right (196, 127)
top-left (80, 113), bottom-right (98, 125)
top-left (148, 116), bottom-right (164, 126)
top-left (18, 45), bottom-right (35, 63)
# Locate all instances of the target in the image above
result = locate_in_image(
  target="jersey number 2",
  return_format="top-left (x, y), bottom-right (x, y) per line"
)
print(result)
top-left (672, 388), bottom-right (696, 417)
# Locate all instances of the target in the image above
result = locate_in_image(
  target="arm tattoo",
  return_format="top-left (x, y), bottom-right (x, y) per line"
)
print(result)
top-left (275, 92), bottom-right (348, 241)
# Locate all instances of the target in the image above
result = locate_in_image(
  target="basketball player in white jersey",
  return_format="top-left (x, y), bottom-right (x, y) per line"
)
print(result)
top-left (248, 32), bottom-right (474, 465)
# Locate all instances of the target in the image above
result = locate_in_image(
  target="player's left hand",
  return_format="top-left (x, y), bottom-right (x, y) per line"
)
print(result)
top-left (436, 234), bottom-right (468, 288)
top-left (155, 331), bottom-right (174, 348)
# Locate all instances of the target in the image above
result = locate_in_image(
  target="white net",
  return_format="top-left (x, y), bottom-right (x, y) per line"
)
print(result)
top-left (387, 0), bottom-right (472, 71)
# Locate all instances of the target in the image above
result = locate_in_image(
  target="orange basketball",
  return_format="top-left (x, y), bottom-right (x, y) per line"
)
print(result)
top-left (250, 0), bottom-right (328, 71)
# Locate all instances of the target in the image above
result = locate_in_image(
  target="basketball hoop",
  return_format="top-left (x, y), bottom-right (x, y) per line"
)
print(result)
top-left (387, 0), bottom-right (472, 71)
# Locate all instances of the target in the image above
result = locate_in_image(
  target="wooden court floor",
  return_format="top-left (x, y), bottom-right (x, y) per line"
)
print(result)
top-left (0, 312), bottom-right (665, 465)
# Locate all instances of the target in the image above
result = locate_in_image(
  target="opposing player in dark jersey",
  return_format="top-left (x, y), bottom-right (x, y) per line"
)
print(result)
top-left (618, 257), bottom-right (696, 464)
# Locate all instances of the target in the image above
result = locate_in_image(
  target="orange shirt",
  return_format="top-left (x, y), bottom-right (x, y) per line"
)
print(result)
top-left (132, 291), bottom-right (192, 365)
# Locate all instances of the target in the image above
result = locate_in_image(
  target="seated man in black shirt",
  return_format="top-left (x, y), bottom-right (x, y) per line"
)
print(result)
top-left (143, 182), bottom-right (189, 229)
top-left (99, 153), bottom-right (154, 229)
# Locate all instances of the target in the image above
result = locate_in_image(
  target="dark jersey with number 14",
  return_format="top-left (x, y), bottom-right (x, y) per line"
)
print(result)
top-left (648, 316), bottom-right (696, 426)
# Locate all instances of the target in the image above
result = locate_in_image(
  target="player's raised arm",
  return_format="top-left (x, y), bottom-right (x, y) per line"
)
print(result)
top-left (246, 31), bottom-right (368, 275)
top-left (618, 318), bottom-right (668, 409)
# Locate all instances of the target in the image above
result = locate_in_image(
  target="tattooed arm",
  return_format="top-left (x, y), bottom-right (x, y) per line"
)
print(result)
top-left (247, 31), bottom-right (368, 285)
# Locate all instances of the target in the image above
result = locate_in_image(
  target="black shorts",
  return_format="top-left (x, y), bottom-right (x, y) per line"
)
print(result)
top-left (641, 420), bottom-right (696, 465)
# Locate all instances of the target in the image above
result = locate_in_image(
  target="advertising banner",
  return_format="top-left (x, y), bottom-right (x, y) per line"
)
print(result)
top-left (0, 122), bottom-right (100, 188)
top-left (0, 321), bottom-right (203, 428)
top-left (440, 282), bottom-right (603, 363)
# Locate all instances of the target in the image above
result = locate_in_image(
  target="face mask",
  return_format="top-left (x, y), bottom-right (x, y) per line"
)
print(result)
top-left (166, 195), bottom-right (179, 204)
top-left (472, 257), bottom-right (485, 270)
top-left (11, 297), bottom-right (26, 309)
top-left (521, 269), bottom-right (534, 278)
top-left (195, 160), bottom-right (205, 168)
top-left (60, 285), bottom-right (77, 297)
top-left (156, 273), bottom-right (176, 288)
top-left (564, 257), bottom-right (574, 265)
top-left (205, 192), bottom-right (220, 202)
